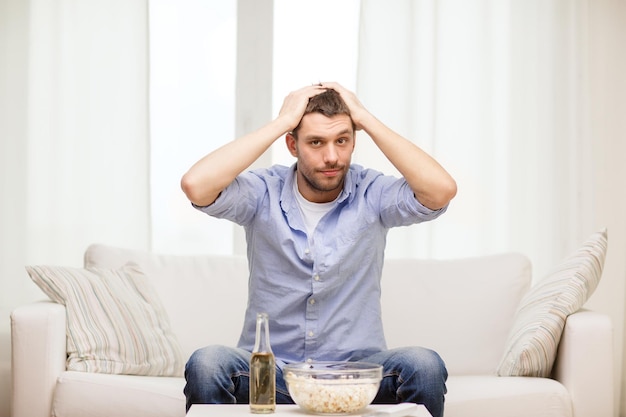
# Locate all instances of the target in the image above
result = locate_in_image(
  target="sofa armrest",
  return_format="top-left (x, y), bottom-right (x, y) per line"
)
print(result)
top-left (551, 309), bottom-right (613, 417)
top-left (11, 301), bottom-right (67, 417)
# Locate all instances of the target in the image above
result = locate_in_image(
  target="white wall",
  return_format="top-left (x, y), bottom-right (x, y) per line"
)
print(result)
top-left (583, 1), bottom-right (626, 415)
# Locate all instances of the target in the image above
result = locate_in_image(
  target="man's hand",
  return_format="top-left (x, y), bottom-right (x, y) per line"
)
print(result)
top-left (277, 84), bottom-right (327, 132)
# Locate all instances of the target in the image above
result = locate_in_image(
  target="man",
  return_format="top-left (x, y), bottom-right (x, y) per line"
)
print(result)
top-left (181, 82), bottom-right (457, 417)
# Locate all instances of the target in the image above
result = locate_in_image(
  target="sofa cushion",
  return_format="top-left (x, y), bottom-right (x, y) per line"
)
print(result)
top-left (445, 375), bottom-right (572, 417)
top-left (381, 253), bottom-right (531, 375)
top-left (26, 263), bottom-right (184, 376)
top-left (84, 244), bottom-right (250, 359)
top-left (497, 229), bottom-right (608, 377)
top-left (52, 371), bottom-right (185, 417)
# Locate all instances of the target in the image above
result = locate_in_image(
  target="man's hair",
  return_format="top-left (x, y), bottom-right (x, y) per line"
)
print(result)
top-left (292, 89), bottom-right (354, 137)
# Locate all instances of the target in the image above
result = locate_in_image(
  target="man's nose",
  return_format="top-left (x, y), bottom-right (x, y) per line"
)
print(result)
top-left (324, 144), bottom-right (339, 164)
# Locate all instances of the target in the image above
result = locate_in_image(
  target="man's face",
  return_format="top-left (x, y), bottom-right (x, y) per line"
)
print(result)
top-left (286, 112), bottom-right (355, 203)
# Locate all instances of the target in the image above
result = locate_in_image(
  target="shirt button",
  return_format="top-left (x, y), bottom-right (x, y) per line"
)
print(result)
top-left (304, 248), bottom-right (310, 254)
top-left (308, 331), bottom-right (314, 337)
top-left (314, 274), bottom-right (320, 281)
top-left (309, 299), bottom-right (315, 305)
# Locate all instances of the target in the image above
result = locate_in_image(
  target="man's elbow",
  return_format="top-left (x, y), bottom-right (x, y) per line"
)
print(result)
top-left (420, 179), bottom-right (457, 210)
top-left (180, 173), bottom-right (216, 207)
top-left (442, 178), bottom-right (457, 204)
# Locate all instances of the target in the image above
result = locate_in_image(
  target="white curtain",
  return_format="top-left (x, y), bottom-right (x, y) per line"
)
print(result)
top-left (357, 0), bottom-right (592, 267)
top-left (0, 0), bottom-right (150, 306)
top-left (0, 2), bottom-right (150, 414)
top-left (356, 0), bottom-right (626, 415)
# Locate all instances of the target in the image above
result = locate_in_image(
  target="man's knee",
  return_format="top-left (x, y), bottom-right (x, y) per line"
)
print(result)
top-left (186, 345), bottom-right (247, 378)
top-left (398, 347), bottom-right (448, 380)
top-left (184, 345), bottom-right (250, 408)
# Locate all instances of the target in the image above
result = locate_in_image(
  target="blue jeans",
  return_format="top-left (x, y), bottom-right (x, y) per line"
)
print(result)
top-left (184, 346), bottom-right (448, 417)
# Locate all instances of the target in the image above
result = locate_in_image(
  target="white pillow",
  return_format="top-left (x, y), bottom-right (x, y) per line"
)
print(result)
top-left (26, 262), bottom-right (184, 376)
top-left (497, 229), bottom-right (608, 377)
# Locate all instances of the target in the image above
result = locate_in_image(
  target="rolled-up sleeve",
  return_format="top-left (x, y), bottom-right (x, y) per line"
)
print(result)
top-left (193, 172), bottom-right (264, 227)
top-left (378, 177), bottom-right (448, 228)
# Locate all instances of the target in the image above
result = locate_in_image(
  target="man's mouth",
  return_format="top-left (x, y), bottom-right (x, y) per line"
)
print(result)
top-left (319, 168), bottom-right (342, 177)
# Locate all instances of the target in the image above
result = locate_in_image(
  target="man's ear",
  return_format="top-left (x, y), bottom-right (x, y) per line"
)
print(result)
top-left (286, 133), bottom-right (298, 157)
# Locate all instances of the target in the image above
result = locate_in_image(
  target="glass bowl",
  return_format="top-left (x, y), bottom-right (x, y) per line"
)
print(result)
top-left (283, 361), bottom-right (382, 415)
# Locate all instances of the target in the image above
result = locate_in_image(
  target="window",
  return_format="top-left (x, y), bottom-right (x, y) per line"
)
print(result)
top-left (271, 0), bottom-right (360, 165)
top-left (149, 0), bottom-right (236, 255)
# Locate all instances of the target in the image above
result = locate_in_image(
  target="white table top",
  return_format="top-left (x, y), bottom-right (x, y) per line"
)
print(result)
top-left (186, 404), bottom-right (432, 417)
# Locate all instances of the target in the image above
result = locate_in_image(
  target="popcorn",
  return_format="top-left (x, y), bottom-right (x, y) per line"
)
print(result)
top-left (285, 372), bottom-right (379, 414)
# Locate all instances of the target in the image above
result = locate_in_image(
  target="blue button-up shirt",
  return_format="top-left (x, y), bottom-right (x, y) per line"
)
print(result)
top-left (196, 163), bottom-right (446, 364)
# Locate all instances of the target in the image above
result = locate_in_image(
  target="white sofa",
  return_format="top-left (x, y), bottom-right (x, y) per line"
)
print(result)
top-left (11, 243), bottom-right (613, 417)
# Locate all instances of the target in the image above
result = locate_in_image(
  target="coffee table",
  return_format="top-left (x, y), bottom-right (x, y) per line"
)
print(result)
top-left (186, 404), bottom-right (433, 417)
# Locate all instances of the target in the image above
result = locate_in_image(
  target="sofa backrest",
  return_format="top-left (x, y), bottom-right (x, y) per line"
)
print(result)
top-left (381, 254), bottom-right (531, 375)
top-left (84, 244), bottom-right (531, 376)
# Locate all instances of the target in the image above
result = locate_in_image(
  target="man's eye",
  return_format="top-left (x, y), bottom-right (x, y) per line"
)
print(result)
top-left (337, 138), bottom-right (347, 144)
top-left (310, 140), bottom-right (321, 146)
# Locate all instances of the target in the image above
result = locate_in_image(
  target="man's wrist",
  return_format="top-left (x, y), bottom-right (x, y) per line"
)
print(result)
top-left (273, 114), bottom-right (300, 136)
top-left (352, 109), bottom-right (376, 132)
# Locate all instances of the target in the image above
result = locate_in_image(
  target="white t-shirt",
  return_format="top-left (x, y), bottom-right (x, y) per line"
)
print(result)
top-left (292, 172), bottom-right (338, 235)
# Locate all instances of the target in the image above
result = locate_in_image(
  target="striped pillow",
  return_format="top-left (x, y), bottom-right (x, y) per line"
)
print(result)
top-left (26, 262), bottom-right (184, 376)
top-left (497, 229), bottom-right (608, 377)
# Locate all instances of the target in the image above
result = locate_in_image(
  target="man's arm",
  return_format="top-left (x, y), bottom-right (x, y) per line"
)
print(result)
top-left (327, 82), bottom-right (457, 210)
top-left (181, 85), bottom-right (325, 207)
